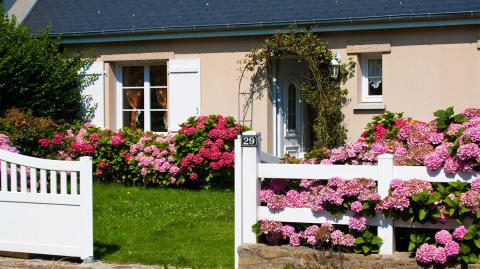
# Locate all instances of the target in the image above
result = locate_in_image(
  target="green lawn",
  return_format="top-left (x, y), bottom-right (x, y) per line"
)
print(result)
top-left (93, 183), bottom-right (234, 268)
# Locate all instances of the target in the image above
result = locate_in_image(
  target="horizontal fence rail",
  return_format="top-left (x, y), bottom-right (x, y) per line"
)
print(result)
top-left (258, 163), bottom-right (378, 179)
top-left (234, 131), bottom-right (478, 269)
top-left (0, 149), bottom-right (93, 261)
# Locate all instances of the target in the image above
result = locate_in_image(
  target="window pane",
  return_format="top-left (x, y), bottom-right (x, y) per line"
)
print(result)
top-left (368, 59), bottom-right (382, 96)
top-left (123, 89), bottom-right (144, 109)
top-left (151, 88), bottom-right (167, 109)
top-left (150, 65), bottom-right (167, 86)
top-left (368, 77), bottom-right (382, 96)
top-left (368, 59), bottom-right (382, 77)
top-left (122, 66), bottom-right (144, 87)
top-left (151, 111), bottom-right (168, 132)
top-left (287, 83), bottom-right (297, 131)
top-left (123, 110), bottom-right (144, 129)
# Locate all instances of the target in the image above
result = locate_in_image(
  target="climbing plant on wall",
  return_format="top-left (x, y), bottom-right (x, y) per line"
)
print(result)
top-left (241, 29), bottom-right (355, 154)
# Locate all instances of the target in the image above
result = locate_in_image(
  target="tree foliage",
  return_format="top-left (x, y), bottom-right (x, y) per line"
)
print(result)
top-left (0, 12), bottom-right (94, 123)
top-left (243, 29), bottom-right (355, 152)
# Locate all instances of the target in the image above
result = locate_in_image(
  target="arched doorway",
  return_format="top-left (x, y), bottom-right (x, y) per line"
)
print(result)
top-left (274, 59), bottom-right (312, 158)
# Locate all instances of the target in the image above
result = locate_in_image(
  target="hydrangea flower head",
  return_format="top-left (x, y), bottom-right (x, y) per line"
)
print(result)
top-left (453, 226), bottom-right (468, 241)
top-left (434, 230), bottom-right (452, 245)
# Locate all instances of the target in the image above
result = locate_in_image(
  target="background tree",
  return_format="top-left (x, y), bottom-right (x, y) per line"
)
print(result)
top-left (0, 12), bottom-right (94, 123)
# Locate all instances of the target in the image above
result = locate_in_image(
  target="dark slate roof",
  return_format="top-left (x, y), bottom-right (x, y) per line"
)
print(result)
top-left (24, 0), bottom-right (480, 36)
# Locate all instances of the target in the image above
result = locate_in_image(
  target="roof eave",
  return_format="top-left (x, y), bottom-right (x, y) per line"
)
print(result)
top-left (58, 13), bottom-right (480, 44)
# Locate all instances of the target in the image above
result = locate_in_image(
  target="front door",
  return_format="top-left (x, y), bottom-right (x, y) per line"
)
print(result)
top-left (283, 80), bottom-right (303, 156)
top-left (275, 59), bottom-right (311, 158)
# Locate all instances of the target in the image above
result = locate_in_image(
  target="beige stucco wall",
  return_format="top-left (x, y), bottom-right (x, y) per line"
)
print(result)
top-left (67, 25), bottom-right (480, 154)
top-left (68, 37), bottom-right (273, 152)
top-left (324, 25), bottom-right (480, 141)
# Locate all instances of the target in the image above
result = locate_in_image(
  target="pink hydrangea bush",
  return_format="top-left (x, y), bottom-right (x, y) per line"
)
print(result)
top-left (317, 107), bottom-right (480, 175)
top-left (376, 179), bottom-right (433, 217)
top-left (33, 115), bottom-right (243, 188)
top-left (254, 219), bottom-right (382, 254)
top-left (256, 220), bottom-right (355, 248)
top-left (128, 133), bottom-right (180, 185)
top-left (260, 177), bottom-right (380, 216)
top-left (40, 123), bottom-right (144, 184)
top-left (377, 178), bottom-right (480, 224)
top-left (415, 229), bottom-right (461, 265)
top-left (360, 111), bottom-right (410, 143)
top-left (259, 175), bottom-right (480, 262)
top-left (175, 115), bottom-right (244, 188)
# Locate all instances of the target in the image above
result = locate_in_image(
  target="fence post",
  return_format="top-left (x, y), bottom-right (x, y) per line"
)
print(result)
top-left (377, 154), bottom-right (394, 255)
top-left (241, 131), bottom-right (261, 239)
top-left (234, 135), bottom-right (242, 269)
top-left (79, 156), bottom-right (94, 262)
top-left (235, 131), bottom-right (261, 269)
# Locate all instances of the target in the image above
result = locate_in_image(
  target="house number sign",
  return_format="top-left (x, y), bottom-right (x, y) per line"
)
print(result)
top-left (241, 135), bottom-right (258, 147)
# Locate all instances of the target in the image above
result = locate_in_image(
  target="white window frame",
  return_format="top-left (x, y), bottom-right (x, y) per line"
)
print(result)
top-left (361, 54), bottom-right (383, 103)
top-left (284, 80), bottom-right (302, 136)
top-left (116, 62), bottom-right (168, 133)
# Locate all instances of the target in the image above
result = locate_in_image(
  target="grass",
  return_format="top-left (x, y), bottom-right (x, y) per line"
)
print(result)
top-left (93, 183), bottom-right (234, 268)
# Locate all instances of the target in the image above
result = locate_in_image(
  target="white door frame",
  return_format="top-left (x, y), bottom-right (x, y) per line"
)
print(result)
top-left (273, 60), bottom-right (307, 158)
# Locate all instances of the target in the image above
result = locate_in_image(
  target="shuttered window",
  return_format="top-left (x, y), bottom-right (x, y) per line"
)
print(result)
top-left (117, 59), bottom-right (200, 132)
top-left (119, 64), bottom-right (168, 132)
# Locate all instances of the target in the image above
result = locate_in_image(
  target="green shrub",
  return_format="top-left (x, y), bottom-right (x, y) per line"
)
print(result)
top-left (1, 109), bottom-right (243, 189)
top-left (0, 13), bottom-right (93, 122)
top-left (95, 128), bottom-right (145, 185)
top-left (39, 123), bottom-right (144, 185)
top-left (0, 108), bottom-right (67, 156)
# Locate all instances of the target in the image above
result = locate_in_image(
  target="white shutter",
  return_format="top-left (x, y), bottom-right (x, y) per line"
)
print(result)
top-left (168, 59), bottom-right (201, 132)
top-left (82, 61), bottom-right (105, 128)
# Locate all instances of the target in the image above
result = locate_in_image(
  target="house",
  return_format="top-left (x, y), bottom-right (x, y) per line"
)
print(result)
top-left (13, 0), bottom-right (480, 157)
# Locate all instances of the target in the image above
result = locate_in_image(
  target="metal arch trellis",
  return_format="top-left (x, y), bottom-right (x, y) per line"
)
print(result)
top-left (237, 65), bottom-right (254, 131)
top-left (237, 58), bottom-right (271, 132)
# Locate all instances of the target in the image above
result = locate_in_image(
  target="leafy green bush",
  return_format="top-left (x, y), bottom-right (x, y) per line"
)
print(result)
top-left (39, 123), bottom-right (144, 185)
top-left (0, 108), bottom-right (68, 156)
top-left (360, 111), bottom-right (407, 143)
top-left (0, 13), bottom-right (92, 122)
top-left (0, 109), bottom-right (243, 189)
top-left (433, 106), bottom-right (468, 131)
top-left (354, 230), bottom-right (382, 255)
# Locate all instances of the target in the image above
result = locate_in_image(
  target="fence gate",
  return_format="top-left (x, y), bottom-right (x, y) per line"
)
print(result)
top-left (0, 150), bottom-right (93, 261)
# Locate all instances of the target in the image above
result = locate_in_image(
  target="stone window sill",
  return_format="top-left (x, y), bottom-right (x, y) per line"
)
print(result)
top-left (353, 103), bottom-right (385, 110)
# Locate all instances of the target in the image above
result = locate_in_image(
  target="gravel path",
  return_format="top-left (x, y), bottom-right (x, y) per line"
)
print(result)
top-left (0, 255), bottom-right (192, 269)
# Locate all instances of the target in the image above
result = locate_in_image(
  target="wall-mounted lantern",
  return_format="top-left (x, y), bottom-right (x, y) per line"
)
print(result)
top-left (330, 52), bottom-right (341, 79)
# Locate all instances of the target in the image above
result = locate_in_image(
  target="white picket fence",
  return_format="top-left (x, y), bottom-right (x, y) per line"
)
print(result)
top-left (0, 149), bottom-right (93, 261)
top-left (234, 131), bottom-right (478, 268)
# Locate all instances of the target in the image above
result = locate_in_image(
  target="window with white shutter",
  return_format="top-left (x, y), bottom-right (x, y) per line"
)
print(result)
top-left (115, 59), bottom-right (200, 133)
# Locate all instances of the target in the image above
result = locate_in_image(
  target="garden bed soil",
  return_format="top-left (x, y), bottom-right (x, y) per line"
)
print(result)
top-left (238, 243), bottom-right (480, 269)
